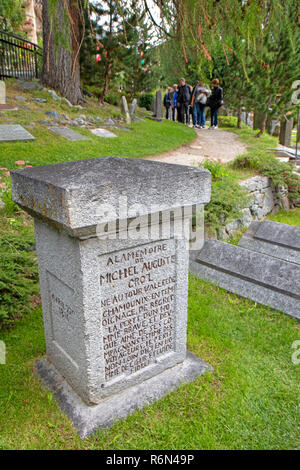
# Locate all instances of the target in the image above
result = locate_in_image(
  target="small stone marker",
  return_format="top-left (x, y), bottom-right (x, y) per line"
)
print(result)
top-left (11, 156), bottom-right (212, 437)
top-left (0, 81), bottom-right (6, 104)
top-left (121, 96), bottom-right (131, 125)
top-left (49, 127), bottom-right (88, 141)
top-left (0, 124), bottom-right (35, 142)
top-left (156, 90), bottom-right (162, 120)
top-left (239, 220), bottom-right (300, 265)
top-left (90, 128), bottom-right (117, 138)
top-left (190, 240), bottom-right (300, 320)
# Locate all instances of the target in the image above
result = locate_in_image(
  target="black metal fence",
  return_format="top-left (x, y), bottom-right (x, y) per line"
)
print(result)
top-left (0, 30), bottom-right (42, 80)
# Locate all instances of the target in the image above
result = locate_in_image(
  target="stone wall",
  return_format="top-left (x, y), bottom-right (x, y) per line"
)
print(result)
top-left (216, 176), bottom-right (289, 240)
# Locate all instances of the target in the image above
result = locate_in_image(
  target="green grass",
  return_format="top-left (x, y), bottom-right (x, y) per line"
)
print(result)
top-left (0, 80), bottom-right (196, 169)
top-left (0, 273), bottom-right (299, 450)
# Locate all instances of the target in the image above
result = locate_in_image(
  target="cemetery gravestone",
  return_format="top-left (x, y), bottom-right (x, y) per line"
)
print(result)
top-left (239, 220), bottom-right (300, 265)
top-left (11, 156), bottom-right (212, 437)
top-left (49, 127), bottom-right (88, 141)
top-left (155, 90), bottom-right (162, 121)
top-left (190, 239), bottom-right (300, 320)
top-left (130, 98), bottom-right (137, 117)
top-left (0, 124), bottom-right (35, 142)
top-left (90, 128), bottom-right (117, 138)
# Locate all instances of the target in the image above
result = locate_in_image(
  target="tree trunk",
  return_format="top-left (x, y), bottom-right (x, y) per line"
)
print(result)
top-left (256, 95), bottom-right (273, 138)
top-left (42, 0), bottom-right (84, 105)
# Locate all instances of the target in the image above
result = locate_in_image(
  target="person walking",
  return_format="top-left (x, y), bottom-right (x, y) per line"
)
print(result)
top-left (177, 78), bottom-right (192, 125)
top-left (208, 78), bottom-right (223, 129)
top-left (191, 81), bottom-right (210, 128)
top-left (171, 84), bottom-right (178, 121)
top-left (163, 87), bottom-right (172, 120)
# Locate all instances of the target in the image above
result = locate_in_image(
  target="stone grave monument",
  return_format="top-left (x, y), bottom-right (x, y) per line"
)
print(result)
top-left (279, 117), bottom-right (294, 147)
top-left (0, 81), bottom-right (5, 105)
top-left (11, 156), bottom-right (212, 437)
top-left (121, 96), bottom-right (131, 125)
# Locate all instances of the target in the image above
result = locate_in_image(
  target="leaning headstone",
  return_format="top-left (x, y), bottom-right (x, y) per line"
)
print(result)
top-left (0, 124), bottom-right (35, 142)
top-left (121, 96), bottom-right (131, 125)
top-left (90, 128), bottom-right (117, 138)
top-left (11, 156), bottom-right (212, 437)
top-left (279, 118), bottom-right (294, 147)
top-left (49, 126), bottom-right (88, 141)
top-left (0, 81), bottom-right (6, 104)
top-left (239, 220), bottom-right (300, 265)
top-left (190, 240), bottom-right (300, 320)
top-left (129, 98), bottom-right (138, 117)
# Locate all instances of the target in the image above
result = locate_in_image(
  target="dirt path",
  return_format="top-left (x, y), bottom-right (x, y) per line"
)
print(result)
top-left (146, 128), bottom-right (246, 166)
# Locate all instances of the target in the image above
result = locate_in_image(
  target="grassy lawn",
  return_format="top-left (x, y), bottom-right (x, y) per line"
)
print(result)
top-left (0, 80), bottom-right (196, 168)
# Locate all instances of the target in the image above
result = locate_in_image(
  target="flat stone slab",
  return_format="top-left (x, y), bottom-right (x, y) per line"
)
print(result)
top-left (0, 104), bottom-right (18, 111)
top-left (0, 124), bottom-right (35, 142)
top-left (49, 126), bottom-right (88, 141)
top-left (190, 240), bottom-right (300, 320)
top-left (11, 156), bottom-right (211, 237)
top-left (239, 221), bottom-right (300, 265)
top-left (90, 128), bottom-right (117, 138)
top-left (36, 352), bottom-right (212, 438)
top-left (254, 220), bottom-right (300, 251)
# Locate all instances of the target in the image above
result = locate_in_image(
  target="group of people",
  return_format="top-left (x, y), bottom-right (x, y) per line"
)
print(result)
top-left (163, 78), bottom-right (223, 129)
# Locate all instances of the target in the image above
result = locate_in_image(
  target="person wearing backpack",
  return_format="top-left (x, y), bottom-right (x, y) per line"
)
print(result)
top-left (163, 87), bottom-right (172, 120)
top-left (191, 81), bottom-right (210, 128)
top-left (208, 78), bottom-right (223, 129)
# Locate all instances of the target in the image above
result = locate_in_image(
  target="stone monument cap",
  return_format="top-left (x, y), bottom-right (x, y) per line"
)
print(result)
top-left (11, 156), bottom-right (211, 237)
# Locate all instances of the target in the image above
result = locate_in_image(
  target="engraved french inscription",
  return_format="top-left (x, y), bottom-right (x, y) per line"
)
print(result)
top-left (99, 240), bottom-right (176, 381)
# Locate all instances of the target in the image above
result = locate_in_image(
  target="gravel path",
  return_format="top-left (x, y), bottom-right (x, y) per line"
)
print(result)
top-left (146, 127), bottom-right (246, 166)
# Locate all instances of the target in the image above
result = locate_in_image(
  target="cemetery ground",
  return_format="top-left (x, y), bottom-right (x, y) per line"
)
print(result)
top-left (0, 81), bottom-right (300, 450)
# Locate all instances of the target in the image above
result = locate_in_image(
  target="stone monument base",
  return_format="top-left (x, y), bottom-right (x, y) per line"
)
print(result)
top-left (36, 352), bottom-right (212, 438)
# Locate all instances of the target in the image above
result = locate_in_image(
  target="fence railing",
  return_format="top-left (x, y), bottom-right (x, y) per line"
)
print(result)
top-left (0, 30), bottom-right (42, 80)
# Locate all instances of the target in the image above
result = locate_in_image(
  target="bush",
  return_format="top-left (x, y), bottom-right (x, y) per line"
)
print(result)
top-left (138, 93), bottom-right (154, 110)
top-left (232, 153), bottom-right (300, 202)
top-left (205, 177), bottom-right (250, 229)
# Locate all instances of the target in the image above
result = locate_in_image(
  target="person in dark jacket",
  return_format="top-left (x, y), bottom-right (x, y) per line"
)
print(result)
top-left (163, 87), bottom-right (172, 120)
top-left (209, 78), bottom-right (223, 128)
top-left (177, 78), bottom-right (192, 125)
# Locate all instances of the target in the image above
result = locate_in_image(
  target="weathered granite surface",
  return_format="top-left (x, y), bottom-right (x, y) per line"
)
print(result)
top-left (190, 240), bottom-right (300, 320)
top-left (36, 352), bottom-right (212, 438)
top-left (11, 156), bottom-right (211, 237)
top-left (0, 124), bottom-right (35, 142)
top-left (255, 220), bottom-right (300, 251)
top-left (239, 221), bottom-right (300, 265)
